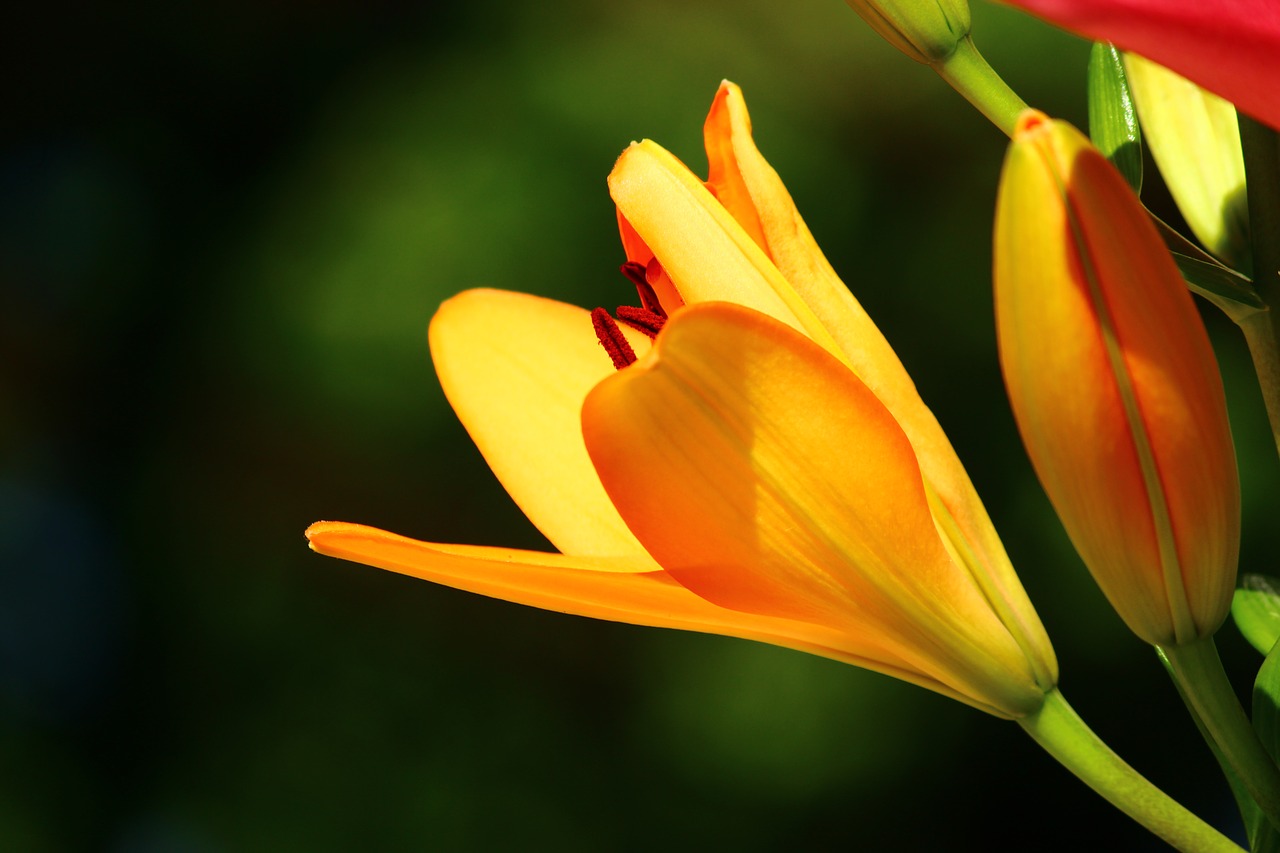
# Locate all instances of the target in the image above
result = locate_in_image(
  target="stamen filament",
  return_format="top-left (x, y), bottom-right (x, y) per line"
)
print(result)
top-left (620, 261), bottom-right (667, 316)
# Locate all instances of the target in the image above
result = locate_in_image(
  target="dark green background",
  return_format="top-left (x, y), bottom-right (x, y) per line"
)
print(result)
top-left (3, 1), bottom-right (1274, 849)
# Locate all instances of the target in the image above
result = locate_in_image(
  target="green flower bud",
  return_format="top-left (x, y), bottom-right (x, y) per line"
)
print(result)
top-left (844, 0), bottom-right (971, 65)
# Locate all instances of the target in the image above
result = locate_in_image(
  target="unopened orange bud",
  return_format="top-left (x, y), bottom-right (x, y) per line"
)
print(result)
top-left (994, 110), bottom-right (1240, 646)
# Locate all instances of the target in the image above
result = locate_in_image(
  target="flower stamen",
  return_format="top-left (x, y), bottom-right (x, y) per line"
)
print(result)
top-left (591, 307), bottom-right (638, 370)
top-left (616, 305), bottom-right (667, 338)
top-left (620, 261), bottom-right (667, 317)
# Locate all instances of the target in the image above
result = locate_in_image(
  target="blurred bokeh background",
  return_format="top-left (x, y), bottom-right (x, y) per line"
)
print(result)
top-left (4, 1), bottom-right (1276, 850)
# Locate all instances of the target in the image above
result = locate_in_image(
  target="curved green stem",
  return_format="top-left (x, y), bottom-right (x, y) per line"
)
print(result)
top-left (933, 36), bottom-right (1028, 137)
top-left (1019, 689), bottom-right (1244, 852)
top-left (1239, 310), bottom-right (1280, 460)
top-left (1161, 638), bottom-right (1280, 833)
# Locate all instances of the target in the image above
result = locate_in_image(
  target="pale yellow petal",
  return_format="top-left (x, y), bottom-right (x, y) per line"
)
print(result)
top-left (1125, 53), bottom-right (1248, 265)
top-left (429, 288), bottom-right (654, 559)
top-left (608, 141), bottom-right (842, 357)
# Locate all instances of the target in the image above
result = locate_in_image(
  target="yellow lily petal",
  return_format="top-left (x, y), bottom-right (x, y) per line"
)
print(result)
top-left (1125, 53), bottom-right (1248, 265)
top-left (305, 520), bottom-right (998, 712)
top-left (614, 210), bottom-right (684, 313)
top-left (995, 111), bottom-right (1240, 645)
top-left (429, 288), bottom-right (655, 559)
top-left (608, 140), bottom-right (842, 357)
top-left (703, 80), bottom-right (1053, 684)
top-left (582, 302), bottom-right (1045, 717)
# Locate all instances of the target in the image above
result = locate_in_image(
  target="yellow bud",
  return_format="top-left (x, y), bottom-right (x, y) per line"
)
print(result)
top-left (994, 110), bottom-right (1240, 647)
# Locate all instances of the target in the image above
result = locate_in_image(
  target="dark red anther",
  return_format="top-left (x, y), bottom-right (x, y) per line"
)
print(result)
top-left (591, 307), bottom-right (638, 370)
top-left (615, 305), bottom-right (667, 338)
top-left (619, 261), bottom-right (666, 316)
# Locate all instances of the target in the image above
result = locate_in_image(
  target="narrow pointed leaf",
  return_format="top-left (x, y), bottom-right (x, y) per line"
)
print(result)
top-left (1254, 646), bottom-right (1280, 848)
top-left (1088, 42), bottom-right (1143, 192)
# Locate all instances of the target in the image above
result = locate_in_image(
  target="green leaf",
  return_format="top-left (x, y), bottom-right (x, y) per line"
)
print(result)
top-left (1253, 647), bottom-right (1280, 851)
top-left (1149, 212), bottom-right (1264, 317)
top-left (1087, 42), bottom-right (1142, 193)
top-left (1234, 575), bottom-right (1280, 656)
top-left (1173, 252), bottom-right (1265, 311)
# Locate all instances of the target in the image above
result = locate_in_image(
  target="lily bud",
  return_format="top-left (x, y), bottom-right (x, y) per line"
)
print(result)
top-left (844, 0), bottom-right (970, 64)
top-left (994, 110), bottom-right (1240, 647)
top-left (1124, 53), bottom-right (1249, 266)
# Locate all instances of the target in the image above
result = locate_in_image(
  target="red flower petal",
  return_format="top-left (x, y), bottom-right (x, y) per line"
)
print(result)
top-left (1003, 0), bottom-right (1280, 130)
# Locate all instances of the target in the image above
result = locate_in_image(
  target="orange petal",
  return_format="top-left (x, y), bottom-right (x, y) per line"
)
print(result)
top-left (429, 289), bottom-right (655, 559)
top-left (995, 112), bottom-right (1240, 644)
top-left (305, 520), bottom-right (1004, 712)
top-left (582, 302), bottom-right (1044, 716)
top-left (702, 83), bottom-right (1047, 671)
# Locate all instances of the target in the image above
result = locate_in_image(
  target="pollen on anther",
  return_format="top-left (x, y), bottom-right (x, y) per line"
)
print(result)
top-left (616, 305), bottom-right (666, 338)
top-left (591, 307), bottom-right (638, 370)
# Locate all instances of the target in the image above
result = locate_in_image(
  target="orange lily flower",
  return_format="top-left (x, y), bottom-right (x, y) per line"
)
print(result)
top-left (994, 110), bottom-right (1240, 646)
top-left (308, 82), bottom-right (1057, 718)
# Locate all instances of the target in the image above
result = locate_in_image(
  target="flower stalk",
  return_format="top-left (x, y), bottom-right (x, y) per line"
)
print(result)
top-left (933, 36), bottom-right (1029, 137)
top-left (1020, 689), bottom-right (1245, 852)
top-left (1160, 638), bottom-right (1280, 834)
top-left (1238, 115), bottom-right (1280, 460)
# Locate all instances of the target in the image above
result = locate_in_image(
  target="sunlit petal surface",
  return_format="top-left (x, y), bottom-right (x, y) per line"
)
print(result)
top-left (608, 141), bottom-right (839, 353)
top-left (701, 84), bottom-right (1050, 677)
top-left (583, 302), bottom-right (1044, 715)
top-left (314, 83), bottom-right (1056, 718)
top-left (1002, 0), bottom-right (1280, 130)
top-left (429, 288), bottom-right (654, 559)
top-left (1124, 54), bottom-right (1248, 265)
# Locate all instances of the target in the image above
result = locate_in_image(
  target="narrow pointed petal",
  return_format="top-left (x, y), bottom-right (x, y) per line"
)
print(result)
top-left (703, 81), bottom-right (1052, 678)
top-left (995, 112), bottom-right (1240, 645)
top-left (582, 303), bottom-right (1046, 716)
top-left (703, 80), bottom-right (898, 373)
top-left (305, 520), bottom-right (1002, 712)
top-left (1001, 0), bottom-right (1280, 130)
top-left (608, 141), bottom-right (842, 357)
top-left (1124, 53), bottom-right (1249, 264)
top-left (429, 289), bottom-right (655, 559)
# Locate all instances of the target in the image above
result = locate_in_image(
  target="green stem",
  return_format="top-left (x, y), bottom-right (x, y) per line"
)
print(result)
top-left (1240, 117), bottom-right (1280, 303)
top-left (1240, 311), bottom-right (1280, 460)
top-left (933, 36), bottom-right (1028, 138)
top-left (1161, 638), bottom-right (1280, 833)
top-left (1020, 689), bottom-right (1243, 852)
top-left (1239, 116), bottom-right (1280, 460)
